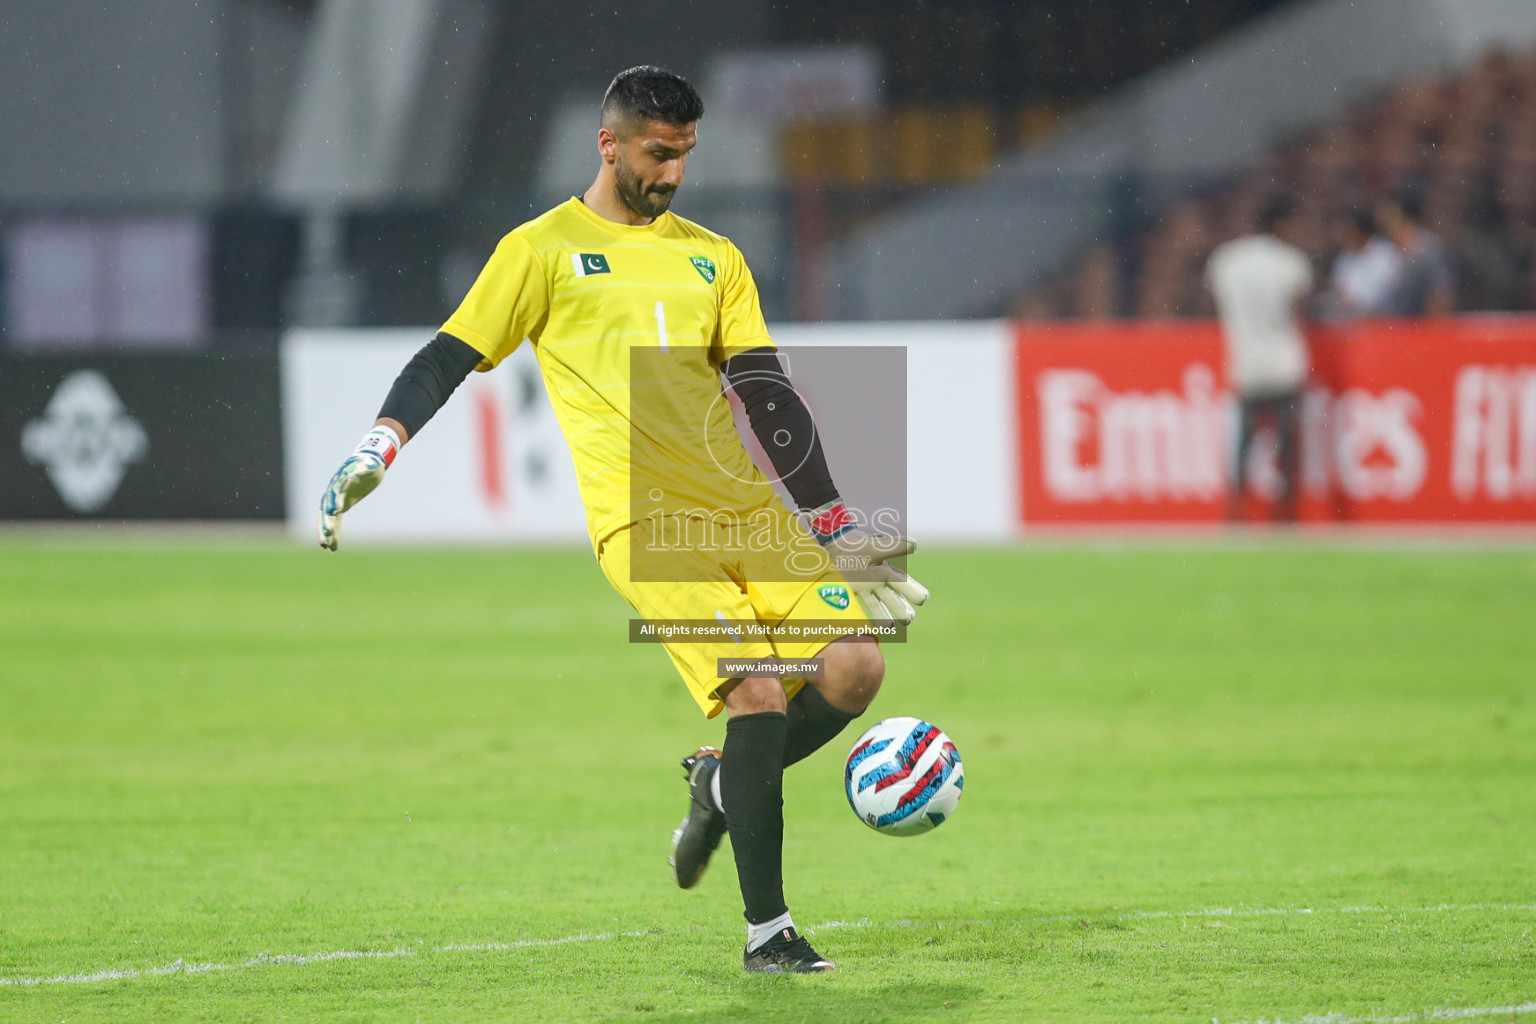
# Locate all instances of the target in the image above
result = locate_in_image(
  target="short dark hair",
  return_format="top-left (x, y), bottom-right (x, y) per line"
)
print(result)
top-left (1257, 194), bottom-right (1296, 233)
top-left (601, 66), bottom-right (704, 134)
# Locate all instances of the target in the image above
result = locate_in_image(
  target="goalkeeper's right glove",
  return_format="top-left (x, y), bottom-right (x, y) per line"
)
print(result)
top-left (318, 425), bottom-right (400, 551)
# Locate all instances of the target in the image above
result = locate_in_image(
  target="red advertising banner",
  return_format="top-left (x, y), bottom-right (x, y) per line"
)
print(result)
top-left (1015, 318), bottom-right (1536, 525)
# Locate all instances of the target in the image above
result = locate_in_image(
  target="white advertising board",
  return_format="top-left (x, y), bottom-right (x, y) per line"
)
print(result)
top-left (281, 322), bottom-right (1018, 543)
top-left (282, 329), bottom-right (588, 544)
top-left (768, 321), bottom-right (1018, 540)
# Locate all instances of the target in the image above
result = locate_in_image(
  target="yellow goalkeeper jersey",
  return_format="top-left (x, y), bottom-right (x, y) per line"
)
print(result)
top-left (441, 197), bottom-right (778, 547)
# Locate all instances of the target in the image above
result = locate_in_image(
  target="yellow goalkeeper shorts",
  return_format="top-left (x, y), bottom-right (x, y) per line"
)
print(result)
top-left (597, 513), bottom-right (872, 718)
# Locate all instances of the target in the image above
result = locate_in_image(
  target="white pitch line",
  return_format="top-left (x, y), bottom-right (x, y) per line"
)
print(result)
top-left (1112, 901), bottom-right (1536, 923)
top-left (0, 934), bottom-right (636, 989)
top-left (1216, 1000), bottom-right (1536, 1024)
top-left (439, 930), bottom-right (647, 953)
top-left (1, 902), bottom-right (1530, 990)
top-left (813, 901), bottom-right (1536, 931)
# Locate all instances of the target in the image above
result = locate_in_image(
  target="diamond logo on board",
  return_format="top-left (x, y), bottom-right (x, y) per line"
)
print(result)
top-left (20, 371), bottom-right (149, 512)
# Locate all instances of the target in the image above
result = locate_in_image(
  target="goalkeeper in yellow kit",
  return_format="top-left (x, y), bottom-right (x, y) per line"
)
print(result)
top-left (316, 66), bottom-right (927, 974)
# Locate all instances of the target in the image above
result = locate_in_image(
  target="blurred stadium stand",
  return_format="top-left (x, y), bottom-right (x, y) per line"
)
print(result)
top-left (824, 0), bottom-right (1536, 320)
top-left (4, 0), bottom-right (1536, 341)
top-left (0, 0), bottom-right (1297, 343)
top-left (1012, 43), bottom-right (1536, 320)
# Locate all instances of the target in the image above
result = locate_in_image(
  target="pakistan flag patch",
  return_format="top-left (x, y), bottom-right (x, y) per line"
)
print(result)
top-left (689, 256), bottom-right (716, 283)
top-left (572, 252), bottom-right (611, 277)
top-left (818, 584), bottom-right (850, 610)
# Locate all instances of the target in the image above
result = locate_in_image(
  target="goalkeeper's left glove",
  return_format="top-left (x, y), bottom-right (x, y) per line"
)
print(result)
top-left (318, 425), bottom-right (400, 551)
top-left (808, 500), bottom-right (930, 625)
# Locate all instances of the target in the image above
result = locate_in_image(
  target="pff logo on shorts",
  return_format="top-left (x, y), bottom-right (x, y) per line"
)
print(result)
top-left (818, 584), bottom-right (851, 610)
top-left (20, 370), bottom-right (148, 512)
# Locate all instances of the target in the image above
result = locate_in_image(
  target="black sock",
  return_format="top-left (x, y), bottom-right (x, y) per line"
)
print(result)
top-left (782, 684), bottom-right (859, 768)
top-left (720, 711), bottom-right (789, 925)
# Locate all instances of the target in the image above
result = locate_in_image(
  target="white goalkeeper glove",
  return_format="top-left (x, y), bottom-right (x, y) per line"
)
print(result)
top-left (318, 425), bottom-right (401, 551)
top-left (808, 500), bottom-right (930, 625)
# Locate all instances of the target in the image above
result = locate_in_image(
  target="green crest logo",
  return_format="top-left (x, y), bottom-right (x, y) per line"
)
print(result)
top-left (818, 584), bottom-right (850, 610)
top-left (689, 256), bottom-right (716, 283)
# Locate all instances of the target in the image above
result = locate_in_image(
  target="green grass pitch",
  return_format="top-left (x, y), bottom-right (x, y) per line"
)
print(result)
top-left (1, 539), bottom-right (1533, 1023)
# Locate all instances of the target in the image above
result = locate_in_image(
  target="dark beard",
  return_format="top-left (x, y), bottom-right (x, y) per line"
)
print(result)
top-left (614, 160), bottom-right (676, 219)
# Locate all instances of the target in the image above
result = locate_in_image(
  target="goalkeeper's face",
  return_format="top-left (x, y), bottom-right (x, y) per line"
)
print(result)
top-left (612, 120), bottom-right (697, 220)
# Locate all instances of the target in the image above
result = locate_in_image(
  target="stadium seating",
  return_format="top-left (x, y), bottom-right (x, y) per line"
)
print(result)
top-left (773, 0), bottom-right (1287, 191)
top-left (1012, 44), bottom-right (1536, 319)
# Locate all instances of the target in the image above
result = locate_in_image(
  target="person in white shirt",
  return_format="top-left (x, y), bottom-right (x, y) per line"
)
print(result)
top-left (1205, 195), bottom-right (1314, 522)
top-left (1327, 208), bottom-right (1402, 318)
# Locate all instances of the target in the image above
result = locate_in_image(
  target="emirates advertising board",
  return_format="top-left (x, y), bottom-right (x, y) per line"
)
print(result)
top-left (278, 317), bottom-right (1536, 539)
top-left (7, 319), bottom-right (1533, 532)
top-left (1015, 318), bottom-right (1536, 525)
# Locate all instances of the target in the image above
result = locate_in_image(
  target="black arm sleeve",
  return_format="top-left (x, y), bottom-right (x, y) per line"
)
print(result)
top-left (722, 347), bottom-right (841, 511)
top-left (377, 332), bottom-right (485, 439)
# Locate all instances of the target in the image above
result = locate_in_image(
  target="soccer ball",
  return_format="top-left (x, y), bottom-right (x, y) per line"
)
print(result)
top-left (844, 717), bottom-right (964, 836)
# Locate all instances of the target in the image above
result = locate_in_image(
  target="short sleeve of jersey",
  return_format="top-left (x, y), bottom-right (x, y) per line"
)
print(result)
top-left (712, 240), bottom-right (774, 364)
top-left (440, 232), bottom-right (550, 369)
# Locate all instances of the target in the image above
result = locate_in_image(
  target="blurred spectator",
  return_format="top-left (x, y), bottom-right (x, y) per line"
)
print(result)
top-left (1013, 43), bottom-right (1536, 320)
top-left (1325, 208), bottom-right (1401, 317)
top-left (1205, 195), bottom-right (1313, 521)
top-left (1376, 190), bottom-right (1456, 316)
